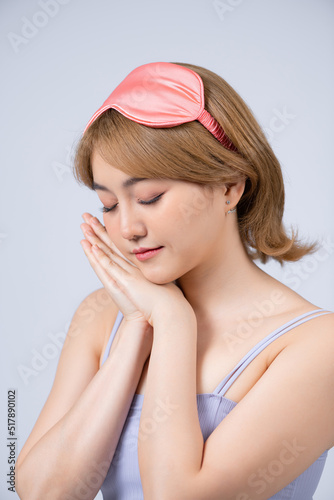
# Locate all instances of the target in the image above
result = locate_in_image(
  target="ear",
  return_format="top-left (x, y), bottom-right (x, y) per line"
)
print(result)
top-left (224, 179), bottom-right (246, 210)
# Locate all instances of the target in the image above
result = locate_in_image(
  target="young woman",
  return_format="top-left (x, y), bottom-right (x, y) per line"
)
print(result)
top-left (16, 62), bottom-right (334, 500)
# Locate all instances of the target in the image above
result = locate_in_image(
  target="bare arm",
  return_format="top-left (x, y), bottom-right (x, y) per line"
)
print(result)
top-left (139, 307), bottom-right (334, 500)
top-left (16, 290), bottom-right (151, 500)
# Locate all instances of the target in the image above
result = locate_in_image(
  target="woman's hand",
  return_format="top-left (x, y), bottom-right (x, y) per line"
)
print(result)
top-left (80, 213), bottom-right (190, 327)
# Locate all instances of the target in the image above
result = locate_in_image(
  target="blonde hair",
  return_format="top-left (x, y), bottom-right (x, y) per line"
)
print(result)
top-left (73, 62), bottom-right (317, 264)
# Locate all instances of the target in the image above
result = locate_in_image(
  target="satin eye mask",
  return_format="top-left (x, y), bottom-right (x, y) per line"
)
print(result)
top-left (83, 61), bottom-right (238, 152)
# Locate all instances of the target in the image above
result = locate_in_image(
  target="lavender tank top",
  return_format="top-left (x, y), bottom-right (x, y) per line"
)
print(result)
top-left (100, 308), bottom-right (331, 499)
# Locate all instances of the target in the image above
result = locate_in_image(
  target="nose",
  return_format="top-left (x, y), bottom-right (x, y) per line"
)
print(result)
top-left (119, 207), bottom-right (147, 241)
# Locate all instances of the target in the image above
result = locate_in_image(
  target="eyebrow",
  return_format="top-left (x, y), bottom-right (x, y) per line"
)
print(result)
top-left (92, 178), bottom-right (150, 192)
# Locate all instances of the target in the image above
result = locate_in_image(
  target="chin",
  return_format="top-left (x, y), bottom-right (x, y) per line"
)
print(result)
top-left (142, 267), bottom-right (185, 286)
top-left (145, 275), bottom-right (172, 285)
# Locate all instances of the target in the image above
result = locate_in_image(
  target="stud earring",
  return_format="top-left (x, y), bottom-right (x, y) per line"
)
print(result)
top-left (226, 200), bottom-right (236, 213)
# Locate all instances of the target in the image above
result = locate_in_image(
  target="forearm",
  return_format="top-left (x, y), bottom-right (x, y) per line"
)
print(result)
top-left (138, 307), bottom-right (204, 498)
top-left (17, 321), bottom-right (149, 500)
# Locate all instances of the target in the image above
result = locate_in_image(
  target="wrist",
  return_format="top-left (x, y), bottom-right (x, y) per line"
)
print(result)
top-left (151, 300), bottom-right (196, 329)
top-left (117, 318), bottom-right (153, 360)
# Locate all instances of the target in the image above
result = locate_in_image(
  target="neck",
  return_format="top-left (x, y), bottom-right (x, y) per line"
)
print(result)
top-left (175, 231), bottom-right (267, 322)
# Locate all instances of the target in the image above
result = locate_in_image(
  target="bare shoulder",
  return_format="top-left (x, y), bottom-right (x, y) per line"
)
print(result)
top-left (253, 274), bottom-right (334, 360)
top-left (260, 272), bottom-right (330, 319)
top-left (265, 279), bottom-right (334, 367)
top-left (68, 287), bottom-right (119, 362)
top-left (286, 305), bottom-right (334, 349)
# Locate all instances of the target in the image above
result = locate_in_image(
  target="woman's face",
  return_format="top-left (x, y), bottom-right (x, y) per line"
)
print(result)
top-left (91, 150), bottom-right (227, 284)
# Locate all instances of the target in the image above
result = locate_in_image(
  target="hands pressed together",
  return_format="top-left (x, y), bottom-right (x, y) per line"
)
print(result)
top-left (80, 212), bottom-right (192, 330)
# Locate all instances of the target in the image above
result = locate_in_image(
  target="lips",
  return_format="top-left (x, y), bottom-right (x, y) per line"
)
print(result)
top-left (133, 246), bottom-right (163, 254)
top-left (133, 246), bottom-right (164, 261)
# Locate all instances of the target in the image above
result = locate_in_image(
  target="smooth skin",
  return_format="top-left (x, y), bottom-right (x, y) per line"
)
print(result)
top-left (16, 151), bottom-right (334, 499)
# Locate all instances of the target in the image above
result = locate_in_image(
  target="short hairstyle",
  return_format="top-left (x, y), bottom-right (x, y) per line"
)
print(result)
top-left (73, 62), bottom-right (317, 264)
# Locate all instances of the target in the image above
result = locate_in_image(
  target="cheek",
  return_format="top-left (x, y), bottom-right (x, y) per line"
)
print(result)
top-left (103, 213), bottom-right (116, 231)
top-left (177, 186), bottom-right (214, 226)
top-left (171, 196), bottom-right (213, 234)
top-left (103, 217), bottom-right (119, 243)
top-left (103, 216), bottom-right (111, 235)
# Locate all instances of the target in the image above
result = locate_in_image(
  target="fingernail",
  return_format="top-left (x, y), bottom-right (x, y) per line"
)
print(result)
top-left (92, 217), bottom-right (100, 225)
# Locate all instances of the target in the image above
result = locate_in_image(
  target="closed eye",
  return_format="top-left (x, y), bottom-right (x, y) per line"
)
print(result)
top-left (100, 193), bottom-right (164, 214)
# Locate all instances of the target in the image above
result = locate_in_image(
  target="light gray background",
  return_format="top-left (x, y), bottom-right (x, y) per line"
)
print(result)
top-left (1, 1), bottom-right (333, 499)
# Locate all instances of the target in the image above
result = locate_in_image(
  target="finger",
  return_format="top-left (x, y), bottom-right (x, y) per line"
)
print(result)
top-left (84, 214), bottom-right (113, 246)
top-left (91, 244), bottom-right (137, 289)
top-left (81, 214), bottom-right (116, 251)
top-left (81, 226), bottom-right (138, 276)
top-left (80, 239), bottom-right (124, 296)
top-left (81, 239), bottom-right (150, 320)
top-left (81, 214), bottom-right (139, 268)
top-left (80, 223), bottom-right (115, 257)
top-left (81, 213), bottom-right (117, 254)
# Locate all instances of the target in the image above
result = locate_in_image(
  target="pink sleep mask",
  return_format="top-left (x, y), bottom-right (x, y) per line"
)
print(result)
top-left (84, 62), bottom-right (238, 152)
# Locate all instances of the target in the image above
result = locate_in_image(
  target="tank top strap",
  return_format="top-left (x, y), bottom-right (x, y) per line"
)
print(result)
top-left (213, 308), bottom-right (332, 397)
top-left (101, 310), bottom-right (124, 366)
